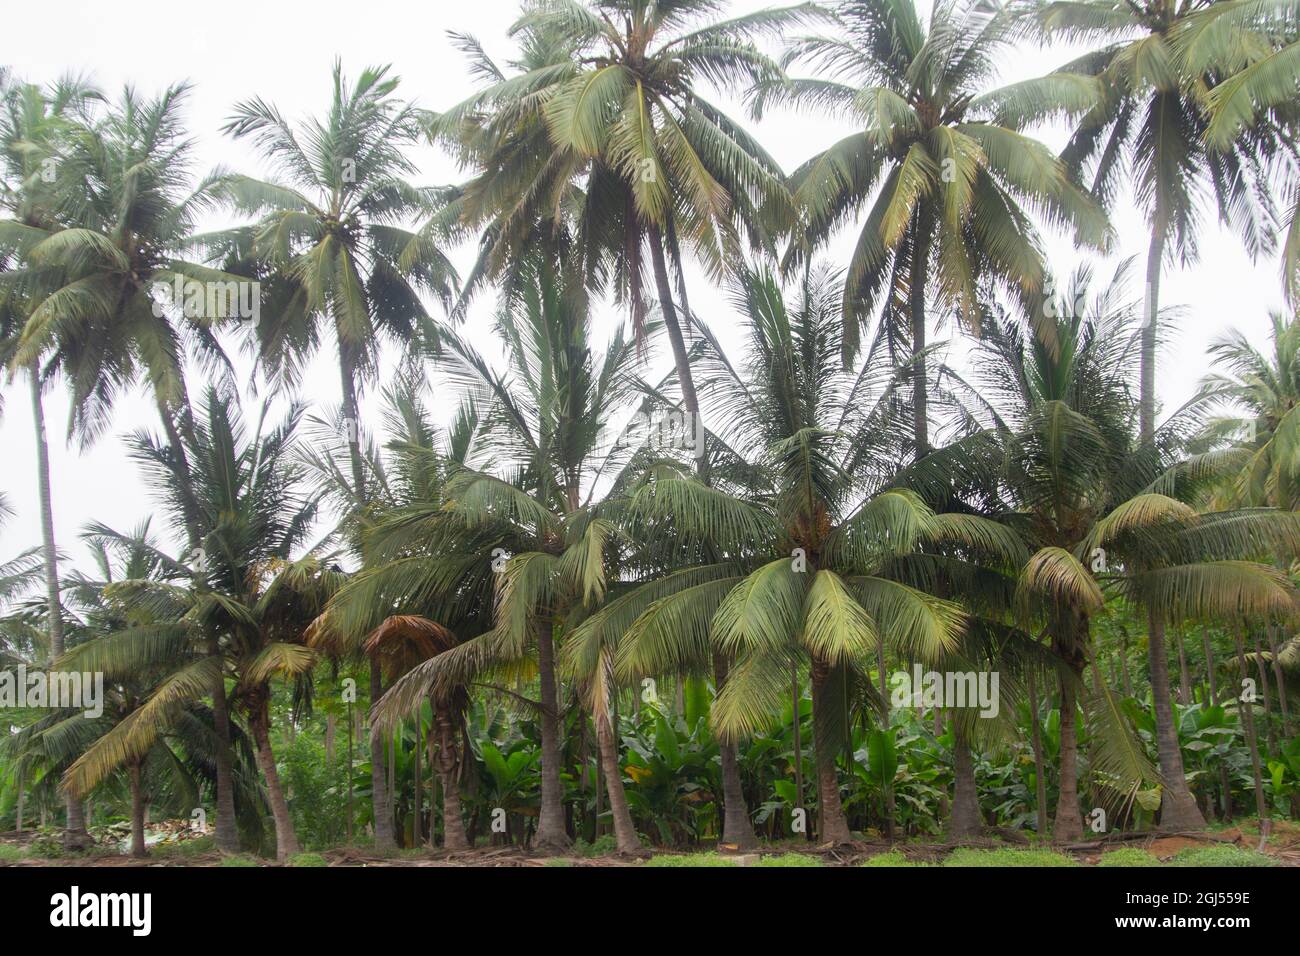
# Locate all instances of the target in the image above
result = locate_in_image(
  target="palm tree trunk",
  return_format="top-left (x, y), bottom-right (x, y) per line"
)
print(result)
top-left (434, 707), bottom-right (469, 850)
top-left (648, 226), bottom-right (763, 849)
top-left (368, 663), bottom-right (395, 850)
top-left (29, 365), bottom-right (91, 851)
top-left (1202, 625), bottom-right (1219, 704)
top-left (412, 712), bottom-right (421, 847)
top-left (1205, 627), bottom-right (1233, 819)
top-left (1232, 626), bottom-right (1270, 832)
top-left (1026, 667), bottom-right (1049, 837)
top-left (908, 221), bottom-right (931, 457)
top-left (1140, 217), bottom-right (1165, 443)
top-left (876, 642), bottom-right (896, 839)
top-left (1147, 612), bottom-right (1205, 829)
top-left (251, 696), bottom-right (298, 861)
top-left (346, 700), bottom-right (354, 843)
top-left (792, 659), bottom-right (807, 841)
top-left (1176, 627), bottom-right (1192, 705)
top-left (207, 637), bottom-right (239, 853)
top-left (534, 619), bottom-right (570, 850)
top-left (713, 653), bottom-right (758, 849)
top-left (1251, 633), bottom-right (1279, 757)
top-left (647, 224), bottom-right (700, 421)
top-left (128, 760), bottom-right (147, 859)
top-left (949, 721), bottom-right (982, 839)
top-left (15, 771), bottom-right (24, 835)
top-left (1053, 672), bottom-right (1083, 842)
top-left (1266, 626), bottom-right (1293, 738)
top-left (809, 657), bottom-right (853, 845)
top-left (595, 709), bottom-right (639, 854)
top-left (29, 366), bottom-right (64, 661)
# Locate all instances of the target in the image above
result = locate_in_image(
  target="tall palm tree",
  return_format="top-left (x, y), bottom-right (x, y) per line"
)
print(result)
top-left (431, 0), bottom-right (806, 409)
top-left (429, 4), bottom-right (809, 846)
top-left (1031, 0), bottom-right (1290, 444)
top-left (219, 62), bottom-right (459, 850)
top-left (0, 73), bottom-right (101, 849)
top-left (763, 0), bottom-right (1111, 456)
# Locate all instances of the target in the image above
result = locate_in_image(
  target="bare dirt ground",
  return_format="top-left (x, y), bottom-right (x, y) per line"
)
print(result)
top-left (2, 820), bottom-right (1298, 867)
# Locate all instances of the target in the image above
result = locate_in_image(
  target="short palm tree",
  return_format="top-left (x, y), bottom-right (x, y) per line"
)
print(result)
top-left (330, 252), bottom-right (652, 851)
top-left (59, 389), bottom-right (325, 859)
top-left (602, 267), bottom-right (1015, 844)
top-left (935, 260), bottom-right (1300, 836)
top-left (219, 62), bottom-right (459, 849)
top-left (306, 373), bottom-right (483, 850)
top-left (1193, 313), bottom-right (1300, 509)
top-left (763, 0), bottom-right (1111, 454)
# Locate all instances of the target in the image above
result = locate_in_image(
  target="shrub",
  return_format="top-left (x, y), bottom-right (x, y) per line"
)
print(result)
top-left (219, 854), bottom-right (261, 868)
top-left (288, 852), bottom-right (329, 868)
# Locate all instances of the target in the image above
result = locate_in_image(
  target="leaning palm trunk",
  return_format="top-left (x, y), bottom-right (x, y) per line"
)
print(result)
top-left (250, 696), bottom-right (299, 861)
top-left (534, 619), bottom-right (570, 849)
top-left (809, 657), bottom-right (852, 845)
top-left (1147, 614), bottom-right (1205, 829)
top-left (128, 760), bottom-right (147, 859)
top-left (30, 365), bottom-right (91, 851)
top-left (949, 721), bottom-right (982, 839)
top-left (434, 708), bottom-right (468, 851)
top-left (595, 710), bottom-right (640, 854)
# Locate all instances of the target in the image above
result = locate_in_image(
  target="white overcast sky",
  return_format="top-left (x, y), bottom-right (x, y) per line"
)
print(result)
top-left (0, 0), bottom-right (1288, 577)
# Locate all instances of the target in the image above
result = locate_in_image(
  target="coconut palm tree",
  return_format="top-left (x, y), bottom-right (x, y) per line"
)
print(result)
top-left (762, 0), bottom-right (1111, 457)
top-left (218, 63), bottom-right (459, 848)
top-left (305, 373), bottom-right (482, 850)
top-left (331, 251), bottom-right (654, 852)
top-left (430, 0), bottom-right (807, 404)
top-left (601, 267), bottom-right (1020, 844)
top-left (428, 3), bottom-right (812, 849)
top-left (0, 73), bottom-right (104, 848)
top-left (58, 389), bottom-right (325, 859)
top-left (1171, 0), bottom-right (1300, 306)
top-left (921, 260), bottom-right (1300, 836)
top-left (41, 520), bottom-right (256, 858)
top-left (1192, 313), bottom-right (1300, 509)
top-left (1030, 0), bottom-right (1291, 444)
